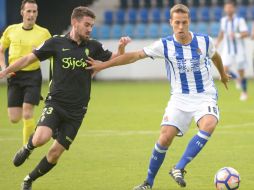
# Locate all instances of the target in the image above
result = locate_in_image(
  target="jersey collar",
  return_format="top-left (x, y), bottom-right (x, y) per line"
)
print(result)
top-left (65, 33), bottom-right (88, 46)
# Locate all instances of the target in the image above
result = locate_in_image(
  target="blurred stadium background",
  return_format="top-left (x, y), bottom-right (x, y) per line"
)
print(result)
top-left (1, 0), bottom-right (254, 80)
top-left (1, 1), bottom-right (254, 190)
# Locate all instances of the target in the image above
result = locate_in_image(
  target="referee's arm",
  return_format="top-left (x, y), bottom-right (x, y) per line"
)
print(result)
top-left (0, 45), bottom-right (6, 71)
top-left (0, 53), bottom-right (38, 78)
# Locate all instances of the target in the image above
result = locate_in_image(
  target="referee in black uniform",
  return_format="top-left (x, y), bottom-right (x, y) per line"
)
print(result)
top-left (0, 6), bottom-right (131, 190)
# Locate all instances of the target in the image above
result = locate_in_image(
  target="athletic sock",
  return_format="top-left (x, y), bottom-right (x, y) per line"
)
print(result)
top-left (26, 134), bottom-right (35, 150)
top-left (229, 71), bottom-right (237, 79)
top-left (29, 156), bottom-right (56, 181)
top-left (146, 142), bottom-right (168, 186)
top-left (241, 78), bottom-right (247, 92)
top-left (23, 118), bottom-right (36, 145)
top-left (175, 130), bottom-right (211, 169)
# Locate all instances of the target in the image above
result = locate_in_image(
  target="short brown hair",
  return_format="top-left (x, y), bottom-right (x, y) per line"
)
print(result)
top-left (170, 4), bottom-right (190, 18)
top-left (71, 6), bottom-right (96, 20)
top-left (21, 0), bottom-right (37, 10)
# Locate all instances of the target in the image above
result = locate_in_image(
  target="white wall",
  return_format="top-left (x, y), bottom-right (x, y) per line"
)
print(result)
top-left (1, 38), bottom-right (253, 83)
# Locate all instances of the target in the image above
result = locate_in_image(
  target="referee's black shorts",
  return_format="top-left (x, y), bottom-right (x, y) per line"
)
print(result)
top-left (37, 101), bottom-right (87, 150)
top-left (7, 69), bottom-right (42, 107)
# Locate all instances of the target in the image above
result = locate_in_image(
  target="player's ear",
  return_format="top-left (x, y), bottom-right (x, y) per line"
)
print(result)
top-left (71, 18), bottom-right (77, 26)
top-left (20, 9), bottom-right (23, 16)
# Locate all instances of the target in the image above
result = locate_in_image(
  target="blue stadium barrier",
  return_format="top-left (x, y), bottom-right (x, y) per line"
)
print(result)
top-left (104, 10), bottom-right (113, 25)
top-left (189, 22), bottom-right (197, 33)
top-left (213, 6), bottom-right (223, 22)
top-left (151, 8), bottom-right (161, 23)
top-left (122, 23), bottom-right (135, 38)
top-left (161, 23), bottom-right (172, 37)
top-left (116, 9), bottom-right (125, 24)
top-left (99, 25), bottom-right (111, 39)
top-left (238, 5), bottom-right (248, 19)
top-left (128, 8), bottom-right (137, 24)
top-left (147, 23), bottom-right (160, 38)
top-left (135, 23), bottom-right (147, 38)
top-left (196, 22), bottom-right (209, 34)
top-left (210, 21), bottom-right (220, 37)
top-left (91, 25), bottom-right (99, 39)
top-left (139, 8), bottom-right (149, 23)
top-left (200, 6), bottom-right (210, 22)
top-left (247, 20), bottom-right (252, 33)
top-left (164, 9), bottom-right (170, 22)
top-left (190, 7), bottom-right (198, 22)
top-left (111, 24), bottom-right (123, 39)
top-left (248, 5), bottom-right (254, 20)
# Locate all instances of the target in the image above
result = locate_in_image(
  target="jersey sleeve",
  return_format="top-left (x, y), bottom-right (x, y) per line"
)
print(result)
top-left (33, 38), bottom-right (55, 61)
top-left (208, 36), bottom-right (216, 58)
top-left (238, 18), bottom-right (248, 32)
top-left (220, 18), bottom-right (225, 32)
top-left (93, 41), bottom-right (112, 61)
top-left (143, 40), bottom-right (164, 59)
top-left (0, 26), bottom-right (11, 49)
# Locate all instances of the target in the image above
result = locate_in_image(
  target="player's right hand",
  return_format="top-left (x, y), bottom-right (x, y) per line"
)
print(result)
top-left (0, 71), bottom-right (6, 79)
top-left (220, 73), bottom-right (231, 90)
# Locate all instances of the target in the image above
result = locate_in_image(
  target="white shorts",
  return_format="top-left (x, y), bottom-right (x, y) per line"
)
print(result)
top-left (222, 54), bottom-right (247, 70)
top-left (161, 94), bottom-right (219, 136)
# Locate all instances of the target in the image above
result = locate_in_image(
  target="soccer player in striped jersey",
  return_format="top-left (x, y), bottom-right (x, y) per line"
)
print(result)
top-left (0, 0), bottom-right (51, 145)
top-left (87, 4), bottom-right (229, 189)
top-left (216, 0), bottom-right (249, 101)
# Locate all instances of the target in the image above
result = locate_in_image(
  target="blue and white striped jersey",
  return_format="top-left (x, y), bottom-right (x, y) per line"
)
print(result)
top-left (143, 32), bottom-right (217, 96)
top-left (220, 15), bottom-right (248, 56)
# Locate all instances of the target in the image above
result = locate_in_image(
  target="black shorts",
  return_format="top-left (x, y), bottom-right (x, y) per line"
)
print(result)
top-left (7, 69), bottom-right (42, 107)
top-left (37, 101), bottom-right (86, 150)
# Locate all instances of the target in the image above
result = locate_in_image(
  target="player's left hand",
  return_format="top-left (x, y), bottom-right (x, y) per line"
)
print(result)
top-left (220, 73), bottom-right (231, 90)
top-left (118, 36), bottom-right (131, 49)
top-left (86, 57), bottom-right (104, 78)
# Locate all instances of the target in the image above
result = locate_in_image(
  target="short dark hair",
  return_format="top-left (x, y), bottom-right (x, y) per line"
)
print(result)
top-left (224, 0), bottom-right (236, 6)
top-left (21, 0), bottom-right (37, 10)
top-left (71, 6), bottom-right (96, 20)
top-left (170, 4), bottom-right (190, 18)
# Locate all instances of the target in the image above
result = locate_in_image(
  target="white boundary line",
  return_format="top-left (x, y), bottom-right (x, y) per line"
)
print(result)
top-left (0, 122), bottom-right (253, 141)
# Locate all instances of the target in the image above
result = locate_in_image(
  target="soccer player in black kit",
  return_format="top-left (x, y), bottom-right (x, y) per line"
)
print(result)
top-left (0, 6), bottom-right (131, 190)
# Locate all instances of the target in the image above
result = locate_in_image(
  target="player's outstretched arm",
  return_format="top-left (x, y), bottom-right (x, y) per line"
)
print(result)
top-left (111, 36), bottom-right (132, 58)
top-left (87, 50), bottom-right (147, 76)
top-left (0, 53), bottom-right (38, 79)
top-left (211, 51), bottom-right (230, 89)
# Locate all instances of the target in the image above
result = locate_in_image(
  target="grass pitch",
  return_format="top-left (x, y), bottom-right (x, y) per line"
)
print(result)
top-left (0, 80), bottom-right (254, 190)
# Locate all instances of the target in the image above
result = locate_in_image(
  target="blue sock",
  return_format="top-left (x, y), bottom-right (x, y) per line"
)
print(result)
top-left (229, 71), bottom-right (237, 79)
top-left (241, 78), bottom-right (247, 92)
top-left (146, 142), bottom-right (168, 186)
top-left (175, 130), bottom-right (211, 169)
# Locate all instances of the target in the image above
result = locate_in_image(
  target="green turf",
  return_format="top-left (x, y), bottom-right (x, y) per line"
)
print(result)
top-left (0, 80), bottom-right (253, 190)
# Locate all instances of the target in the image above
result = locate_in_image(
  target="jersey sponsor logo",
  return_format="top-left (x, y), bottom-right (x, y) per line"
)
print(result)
top-left (177, 58), bottom-right (201, 73)
top-left (62, 48), bottom-right (70, 51)
top-left (196, 48), bottom-right (202, 55)
top-left (62, 57), bottom-right (88, 70)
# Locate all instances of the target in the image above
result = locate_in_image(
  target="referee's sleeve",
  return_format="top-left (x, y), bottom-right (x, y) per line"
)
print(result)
top-left (33, 38), bottom-right (55, 61)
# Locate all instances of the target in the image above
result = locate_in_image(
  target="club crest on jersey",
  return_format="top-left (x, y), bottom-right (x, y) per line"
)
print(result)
top-left (196, 48), bottom-right (202, 55)
top-left (85, 48), bottom-right (89, 56)
top-left (163, 116), bottom-right (169, 122)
